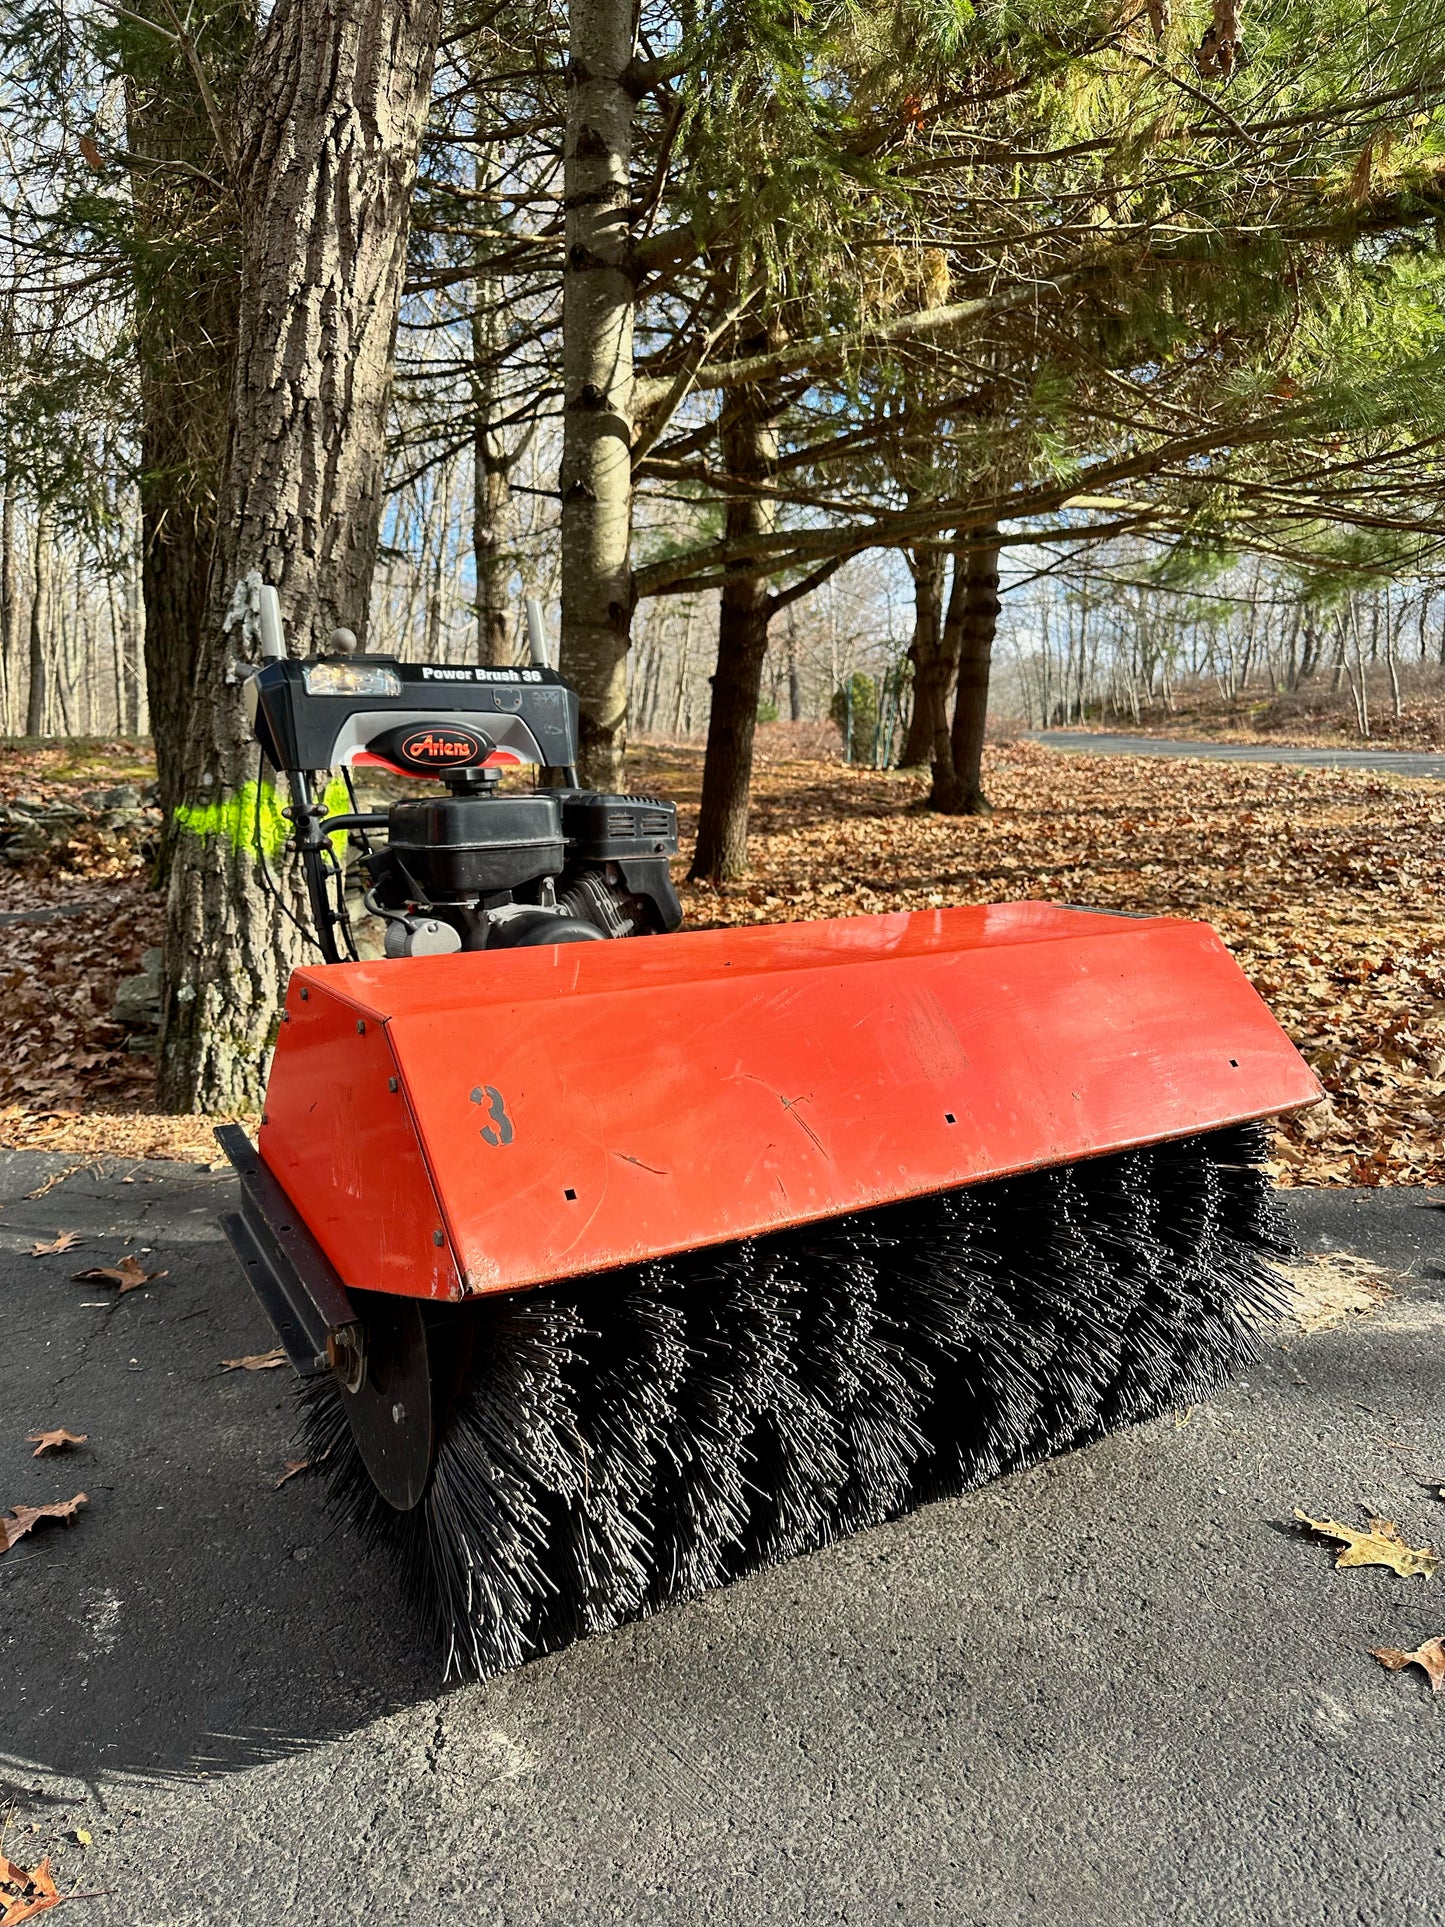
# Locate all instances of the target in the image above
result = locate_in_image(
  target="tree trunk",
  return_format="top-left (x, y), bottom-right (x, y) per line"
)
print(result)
top-left (157, 0), bottom-right (442, 1113)
top-left (899, 546), bottom-right (950, 767)
top-left (920, 547), bottom-right (967, 801)
top-left (1298, 611), bottom-right (1318, 681)
top-left (71, 544), bottom-right (89, 734)
top-left (785, 612), bottom-right (803, 722)
top-left (690, 377), bottom-right (778, 883)
top-left (558, 0), bottom-right (636, 788)
top-left (26, 505), bottom-right (50, 736)
top-left (123, 543), bottom-right (143, 735)
top-left (140, 499), bottom-right (218, 821)
top-left (105, 568), bottom-right (122, 734)
top-left (471, 139), bottom-right (512, 667)
top-left (671, 603), bottom-right (694, 734)
top-left (1330, 607), bottom-right (1349, 692)
top-left (124, 2), bottom-right (251, 839)
top-left (0, 478), bottom-right (17, 732)
top-left (930, 529), bottom-right (1000, 814)
top-left (472, 298), bottom-right (512, 666)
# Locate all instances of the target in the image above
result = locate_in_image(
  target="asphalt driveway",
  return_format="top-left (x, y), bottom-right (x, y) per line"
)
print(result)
top-left (1032, 730), bottom-right (1445, 781)
top-left (3, 1154), bottom-right (1443, 1926)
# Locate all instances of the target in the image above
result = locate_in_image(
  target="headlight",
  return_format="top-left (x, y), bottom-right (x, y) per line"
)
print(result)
top-left (302, 662), bottom-right (404, 698)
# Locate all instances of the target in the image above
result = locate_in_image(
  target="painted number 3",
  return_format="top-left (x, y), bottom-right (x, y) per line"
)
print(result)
top-left (471, 1084), bottom-right (515, 1147)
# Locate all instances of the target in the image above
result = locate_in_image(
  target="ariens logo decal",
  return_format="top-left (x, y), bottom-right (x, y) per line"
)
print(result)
top-left (400, 728), bottom-right (485, 765)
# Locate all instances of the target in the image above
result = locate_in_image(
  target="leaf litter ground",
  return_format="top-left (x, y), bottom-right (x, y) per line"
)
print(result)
top-left (0, 737), bottom-right (1439, 1184)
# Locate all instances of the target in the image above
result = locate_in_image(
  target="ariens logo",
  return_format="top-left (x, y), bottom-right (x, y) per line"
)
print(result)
top-left (401, 728), bottom-right (485, 765)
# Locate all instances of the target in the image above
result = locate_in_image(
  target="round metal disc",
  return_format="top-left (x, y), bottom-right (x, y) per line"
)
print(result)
top-left (339, 1295), bottom-right (434, 1512)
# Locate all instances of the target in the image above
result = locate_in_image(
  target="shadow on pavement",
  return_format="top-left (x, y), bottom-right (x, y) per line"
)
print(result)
top-left (2, 1154), bottom-right (446, 1787)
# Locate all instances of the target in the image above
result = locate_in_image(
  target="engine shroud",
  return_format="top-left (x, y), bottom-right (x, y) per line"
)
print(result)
top-left (388, 794), bottom-right (566, 896)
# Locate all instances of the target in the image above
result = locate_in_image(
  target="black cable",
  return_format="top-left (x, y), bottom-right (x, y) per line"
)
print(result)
top-left (323, 837), bottom-right (362, 962)
top-left (341, 766), bottom-right (376, 856)
top-left (252, 748), bottom-right (319, 952)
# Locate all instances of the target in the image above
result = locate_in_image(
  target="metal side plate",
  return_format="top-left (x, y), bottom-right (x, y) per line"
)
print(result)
top-left (215, 1122), bottom-right (357, 1376)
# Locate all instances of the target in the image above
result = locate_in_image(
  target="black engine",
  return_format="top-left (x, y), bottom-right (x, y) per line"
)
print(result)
top-left (246, 644), bottom-right (681, 963)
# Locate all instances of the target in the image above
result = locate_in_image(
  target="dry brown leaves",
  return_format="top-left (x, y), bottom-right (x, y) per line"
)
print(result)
top-left (0, 1492), bottom-right (87, 1554)
top-left (0, 745), bottom-right (155, 1139)
top-left (1370, 1636), bottom-right (1445, 1690)
top-left (28, 1233), bottom-right (80, 1256)
top-left (1294, 1510), bottom-right (1439, 1578)
top-left (0, 1850), bottom-right (63, 1923)
top-left (71, 1255), bottom-right (165, 1293)
top-left (220, 1348), bottom-right (286, 1371)
top-left (0, 883), bottom-right (152, 1121)
top-left (0, 738), bottom-right (1439, 1184)
top-left (25, 1430), bottom-right (86, 1457)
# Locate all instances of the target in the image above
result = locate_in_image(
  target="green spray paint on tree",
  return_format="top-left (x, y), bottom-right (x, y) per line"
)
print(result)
top-left (174, 774), bottom-right (350, 859)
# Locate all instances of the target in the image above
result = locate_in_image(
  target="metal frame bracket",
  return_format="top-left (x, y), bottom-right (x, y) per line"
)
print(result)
top-left (215, 1123), bottom-right (359, 1377)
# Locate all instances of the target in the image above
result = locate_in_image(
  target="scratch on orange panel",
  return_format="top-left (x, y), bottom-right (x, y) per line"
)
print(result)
top-left (614, 1151), bottom-right (669, 1176)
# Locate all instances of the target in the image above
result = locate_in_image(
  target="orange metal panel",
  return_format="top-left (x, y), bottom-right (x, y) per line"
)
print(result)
top-left (257, 904), bottom-right (1321, 1302)
top-left (258, 981), bottom-right (463, 1301)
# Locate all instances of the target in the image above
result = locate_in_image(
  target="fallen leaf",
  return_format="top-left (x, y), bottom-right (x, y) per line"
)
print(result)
top-left (29, 1232), bottom-right (80, 1256)
top-left (69, 1832), bottom-right (91, 1850)
top-left (221, 1348), bottom-right (286, 1372)
top-left (24, 1166), bottom-right (87, 1202)
top-left (0, 1492), bottom-right (88, 1555)
top-left (70, 1255), bottom-right (165, 1293)
top-left (1295, 1509), bottom-right (1439, 1578)
top-left (274, 1459), bottom-right (311, 1489)
top-left (0, 1847), bottom-right (63, 1923)
top-left (25, 1430), bottom-right (87, 1457)
top-left (1369, 1636), bottom-right (1445, 1691)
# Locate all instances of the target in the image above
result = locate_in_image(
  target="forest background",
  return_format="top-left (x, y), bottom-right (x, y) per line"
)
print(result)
top-left (0, 0), bottom-right (1443, 1146)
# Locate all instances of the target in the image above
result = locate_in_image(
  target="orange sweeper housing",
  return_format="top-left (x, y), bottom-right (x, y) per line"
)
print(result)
top-left (218, 588), bottom-right (1320, 1676)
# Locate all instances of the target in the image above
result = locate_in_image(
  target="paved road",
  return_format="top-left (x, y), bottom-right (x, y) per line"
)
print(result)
top-left (1032, 729), bottom-right (1445, 780)
top-left (4, 1154), bottom-right (1444, 1926)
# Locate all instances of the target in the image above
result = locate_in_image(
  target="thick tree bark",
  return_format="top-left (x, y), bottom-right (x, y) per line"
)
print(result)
top-left (690, 375), bottom-right (778, 883)
top-left (930, 529), bottom-right (1000, 815)
top-left (26, 505), bottom-right (50, 735)
top-left (124, 3), bottom-right (250, 841)
top-left (558, 0), bottom-right (637, 788)
top-left (899, 544), bottom-right (951, 768)
top-left (140, 504), bottom-right (217, 823)
top-left (158, 0), bottom-right (442, 1113)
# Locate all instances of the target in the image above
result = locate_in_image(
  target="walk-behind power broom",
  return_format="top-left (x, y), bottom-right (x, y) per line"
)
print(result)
top-left (217, 592), bottom-right (1321, 1676)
